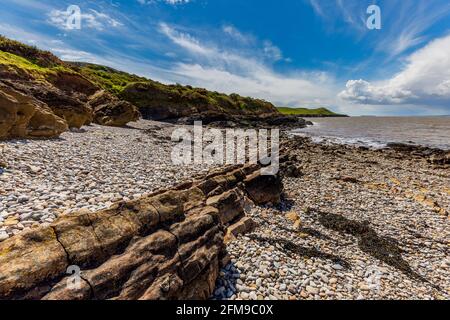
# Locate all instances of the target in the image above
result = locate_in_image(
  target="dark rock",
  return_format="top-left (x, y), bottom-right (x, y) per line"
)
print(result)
top-left (88, 90), bottom-right (141, 127)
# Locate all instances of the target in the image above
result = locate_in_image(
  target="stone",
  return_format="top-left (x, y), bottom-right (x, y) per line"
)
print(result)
top-left (0, 232), bottom-right (9, 241)
top-left (88, 90), bottom-right (141, 127)
top-left (244, 171), bottom-right (282, 205)
top-left (306, 286), bottom-right (319, 295)
top-left (225, 217), bottom-right (257, 242)
top-left (240, 292), bottom-right (249, 299)
top-left (17, 195), bottom-right (29, 203)
top-left (293, 219), bottom-right (302, 231)
top-left (286, 211), bottom-right (300, 222)
top-left (332, 264), bottom-right (344, 270)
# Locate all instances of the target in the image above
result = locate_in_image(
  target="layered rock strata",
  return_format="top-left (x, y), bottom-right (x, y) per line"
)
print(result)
top-left (0, 164), bottom-right (282, 300)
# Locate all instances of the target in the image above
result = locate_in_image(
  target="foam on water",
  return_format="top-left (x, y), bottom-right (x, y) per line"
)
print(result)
top-left (291, 116), bottom-right (450, 150)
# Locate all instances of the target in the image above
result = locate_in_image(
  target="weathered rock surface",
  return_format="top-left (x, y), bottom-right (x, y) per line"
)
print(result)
top-left (88, 90), bottom-right (141, 127)
top-left (0, 164), bottom-right (282, 300)
top-left (386, 142), bottom-right (450, 166)
top-left (0, 84), bottom-right (68, 139)
top-left (2, 80), bottom-right (93, 129)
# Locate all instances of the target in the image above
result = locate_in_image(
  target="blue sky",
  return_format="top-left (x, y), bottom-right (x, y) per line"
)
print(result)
top-left (1, 0), bottom-right (450, 115)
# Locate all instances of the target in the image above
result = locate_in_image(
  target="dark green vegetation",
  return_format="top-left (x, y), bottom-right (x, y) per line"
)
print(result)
top-left (69, 62), bottom-right (148, 94)
top-left (277, 107), bottom-right (346, 117)
top-left (0, 36), bottom-right (75, 80)
top-left (0, 35), bottom-right (62, 68)
top-left (71, 62), bottom-right (278, 120)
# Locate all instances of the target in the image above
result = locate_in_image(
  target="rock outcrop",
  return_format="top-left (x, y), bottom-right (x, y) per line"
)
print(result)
top-left (88, 91), bottom-right (141, 127)
top-left (0, 164), bottom-right (282, 300)
top-left (2, 80), bottom-right (94, 129)
top-left (0, 84), bottom-right (68, 139)
top-left (386, 142), bottom-right (450, 167)
top-left (119, 82), bottom-right (283, 124)
top-left (0, 37), bottom-right (141, 132)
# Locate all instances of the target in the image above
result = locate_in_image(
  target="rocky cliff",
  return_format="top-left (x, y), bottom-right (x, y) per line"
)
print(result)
top-left (0, 36), bottom-right (140, 139)
top-left (0, 83), bottom-right (68, 139)
top-left (0, 163), bottom-right (282, 300)
top-left (70, 62), bottom-right (283, 123)
top-left (0, 36), bottom-right (306, 140)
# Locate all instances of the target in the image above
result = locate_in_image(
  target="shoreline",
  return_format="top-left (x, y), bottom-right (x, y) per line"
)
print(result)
top-left (213, 134), bottom-right (449, 300)
top-left (0, 120), bottom-right (449, 300)
top-left (291, 131), bottom-right (450, 152)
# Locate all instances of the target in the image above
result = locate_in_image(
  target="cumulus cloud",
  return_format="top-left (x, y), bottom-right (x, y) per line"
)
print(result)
top-left (339, 35), bottom-right (450, 107)
top-left (48, 8), bottom-right (122, 31)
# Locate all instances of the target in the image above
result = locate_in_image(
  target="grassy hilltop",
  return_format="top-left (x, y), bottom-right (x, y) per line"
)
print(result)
top-left (277, 107), bottom-right (346, 117)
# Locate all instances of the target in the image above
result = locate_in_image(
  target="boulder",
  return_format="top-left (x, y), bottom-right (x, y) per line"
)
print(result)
top-left (2, 81), bottom-right (92, 129)
top-left (88, 91), bottom-right (141, 127)
top-left (0, 84), bottom-right (68, 139)
top-left (244, 170), bottom-right (282, 205)
top-left (225, 217), bottom-right (257, 242)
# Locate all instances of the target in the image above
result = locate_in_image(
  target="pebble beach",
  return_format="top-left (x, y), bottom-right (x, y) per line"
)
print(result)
top-left (1, 120), bottom-right (449, 300)
top-left (214, 139), bottom-right (449, 300)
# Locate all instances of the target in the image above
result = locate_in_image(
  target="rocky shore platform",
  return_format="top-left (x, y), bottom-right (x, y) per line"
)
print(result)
top-left (214, 137), bottom-right (449, 300)
top-left (0, 120), bottom-right (448, 300)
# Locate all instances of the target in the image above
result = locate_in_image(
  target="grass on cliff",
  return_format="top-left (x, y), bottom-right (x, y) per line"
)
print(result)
top-left (0, 51), bottom-right (73, 80)
top-left (277, 107), bottom-right (341, 116)
top-left (75, 62), bottom-right (277, 114)
top-left (71, 62), bottom-right (149, 94)
top-left (0, 35), bottom-right (63, 67)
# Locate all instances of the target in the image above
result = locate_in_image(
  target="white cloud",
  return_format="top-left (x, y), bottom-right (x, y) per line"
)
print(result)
top-left (137, 0), bottom-right (190, 5)
top-left (339, 34), bottom-right (450, 106)
top-left (158, 23), bottom-right (338, 108)
top-left (263, 40), bottom-right (283, 61)
top-left (50, 48), bottom-right (98, 62)
top-left (48, 8), bottom-right (123, 31)
top-left (374, 1), bottom-right (450, 58)
top-left (308, 0), bottom-right (450, 58)
top-left (222, 25), bottom-right (253, 44)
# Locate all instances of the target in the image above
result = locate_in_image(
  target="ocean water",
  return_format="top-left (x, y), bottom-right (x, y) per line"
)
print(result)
top-left (292, 116), bottom-right (450, 150)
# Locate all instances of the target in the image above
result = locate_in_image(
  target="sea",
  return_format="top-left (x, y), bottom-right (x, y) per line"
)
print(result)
top-left (292, 116), bottom-right (450, 150)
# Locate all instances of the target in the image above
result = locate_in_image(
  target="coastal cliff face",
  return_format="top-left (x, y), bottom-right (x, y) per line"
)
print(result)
top-left (0, 84), bottom-right (68, 139)
top-left (0, 36), bottom-right (306, 140)
top-left (119, 81), bottom-right (278, 121)
top-left (0, 164), bottom-right (282, 300)
top-left (70, 62), bottom-right (284, 123)
top-left (0, 36), bottom-right (140, 139)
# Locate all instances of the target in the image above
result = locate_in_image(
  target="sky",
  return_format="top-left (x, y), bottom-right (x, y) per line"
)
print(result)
top-left (1, 0), bottom-right (450, 116)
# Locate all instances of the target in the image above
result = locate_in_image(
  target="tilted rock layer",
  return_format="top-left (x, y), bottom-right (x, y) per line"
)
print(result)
top-left (0, 164), bottom-right (282, 300)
